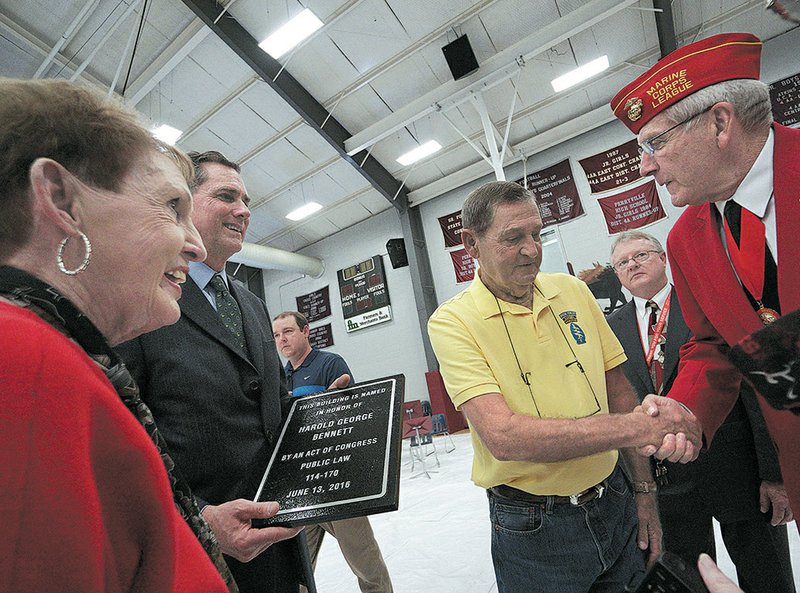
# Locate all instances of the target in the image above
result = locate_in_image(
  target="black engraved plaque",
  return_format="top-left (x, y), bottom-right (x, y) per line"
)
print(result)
top-left (253, 375), bottom-right (405, 525)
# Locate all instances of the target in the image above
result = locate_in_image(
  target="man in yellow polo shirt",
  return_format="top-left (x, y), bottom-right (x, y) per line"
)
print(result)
top-left (427, 181), bottom-right (701, 593)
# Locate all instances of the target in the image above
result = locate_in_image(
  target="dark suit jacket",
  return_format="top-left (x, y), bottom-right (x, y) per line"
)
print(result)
top-left (607, 288), bottom-right (781, 521)
top-left (117, 275), bottom-right (304, 593)
top-left (667, 123), bottom-right (800, 514)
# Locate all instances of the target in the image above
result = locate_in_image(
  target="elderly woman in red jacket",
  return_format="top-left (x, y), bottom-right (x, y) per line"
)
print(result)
top-left (0, 78), bottom-right (232, 593)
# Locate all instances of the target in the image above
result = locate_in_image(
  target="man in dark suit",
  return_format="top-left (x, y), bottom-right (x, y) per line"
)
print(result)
top-left (117, 151), bottom-right (311, 593)
top-left (606, 231), bottom-right (794, 593)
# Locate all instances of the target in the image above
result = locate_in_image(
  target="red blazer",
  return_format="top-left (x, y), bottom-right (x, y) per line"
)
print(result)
top-left (0, 304), bottom-right (227, 593)
top-left (667, 123), bottom-right (800, 513)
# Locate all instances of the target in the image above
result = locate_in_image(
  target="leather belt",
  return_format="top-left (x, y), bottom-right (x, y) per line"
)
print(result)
top-left (489, 481), bottom-right (606, 507)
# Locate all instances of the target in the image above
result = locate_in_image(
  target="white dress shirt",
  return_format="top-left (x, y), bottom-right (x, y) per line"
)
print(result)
top-left (714, 128), bottom-right (777, 265)
top-left (189, 261), bottom-right (230, 311)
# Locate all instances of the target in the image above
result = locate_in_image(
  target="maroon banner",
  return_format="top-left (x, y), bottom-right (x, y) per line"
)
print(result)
top-left (770, 72), bottom-right (800, 127)
top-left (597, 180), bottom-right (666, 235)
top-left (308, 323), bottom-right (334, 349)
top-left (296, 286), bottom-right (331, 323)
top-left (517, 159), bottom-right (583, 228)
top-left (449, 248), bottom-right (476, 283)
top-left (438, 210), bottom-right (463, 248)
top-left (578, 140), bottom-right (642, 193)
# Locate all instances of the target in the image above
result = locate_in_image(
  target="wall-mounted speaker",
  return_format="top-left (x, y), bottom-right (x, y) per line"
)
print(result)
top-left (441, 34), bottom-right (479, 81)
top-left (386, 238), bottom-right (409, 269)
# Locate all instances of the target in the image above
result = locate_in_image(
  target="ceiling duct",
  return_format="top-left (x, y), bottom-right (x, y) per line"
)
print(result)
top-left (229, 242), bottom-right (324, 278)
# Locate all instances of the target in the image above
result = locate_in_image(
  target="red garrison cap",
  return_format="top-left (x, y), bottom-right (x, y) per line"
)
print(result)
top-left (610, 32), bottom-right (762, 134)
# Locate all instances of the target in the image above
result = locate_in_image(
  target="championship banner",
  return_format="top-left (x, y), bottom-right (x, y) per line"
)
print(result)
top-left (517, 159), bottom-right (584, 228)
top-left (309, 323), bottom-right (334, 349)
top-left (337, 255), bottom-right (392, 333)
top-left (770, 71), bottom-right (800, 127)
top-left (597, 180), bottom-right (666, 235)
top-left (437, 210), bottom-right (463, 248)
top-left (296, 286), bottom-right (331, 323)
top-left (449, 248), bottom-right (475, 283)
top-left (578, 140), bottom-right (642, 193)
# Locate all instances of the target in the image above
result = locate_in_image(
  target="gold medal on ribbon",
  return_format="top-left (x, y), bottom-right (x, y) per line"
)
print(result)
top-left (756, 305), bottom-right (780, 325)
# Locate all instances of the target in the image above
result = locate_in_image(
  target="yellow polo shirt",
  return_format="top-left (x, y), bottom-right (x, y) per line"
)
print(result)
top-left (427, 272), bottom-right (626, 495)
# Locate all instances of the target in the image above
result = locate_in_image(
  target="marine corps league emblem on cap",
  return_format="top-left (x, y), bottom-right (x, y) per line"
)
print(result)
top-left (610, 33), bottom-right (762, 134)
top-left (625, 98), bottom-right (643, 122)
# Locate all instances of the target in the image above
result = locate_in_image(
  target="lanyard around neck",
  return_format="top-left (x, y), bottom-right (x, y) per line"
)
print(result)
top-left (644, 292), bottom-right (671, 366)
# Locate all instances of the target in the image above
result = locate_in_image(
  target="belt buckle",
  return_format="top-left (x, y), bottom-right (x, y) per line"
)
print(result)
top-left (569, 488), bottom-right (588, 505)
top-left (569, 484), bottom-right (604, 506)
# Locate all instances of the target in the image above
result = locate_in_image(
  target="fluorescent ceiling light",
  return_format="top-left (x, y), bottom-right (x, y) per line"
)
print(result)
top-left (286, 201), bottom-right (323, 221)
top-left (396, 140), bottom-right (442, 166)
top-left (152, 124), bottom-right (183, 145)
top-left (259, 9), bottom-right (323, 58)
top-left (551, 55), bottom-right (609, 93)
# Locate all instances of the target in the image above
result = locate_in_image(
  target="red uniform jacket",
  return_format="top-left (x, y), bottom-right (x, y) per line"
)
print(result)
top-left (0, 304), bottom-right (227, 593)
top-left (667, 123), bottom-right (800, 514)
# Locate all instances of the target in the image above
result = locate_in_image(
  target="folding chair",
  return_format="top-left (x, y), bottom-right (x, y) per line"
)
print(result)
top-left (430, 413), bottom-right (456, 453)
top-left (421, 399), bottom-right (432, 416)
top-left (402, 416), bottom-right (438, 478)
top-left (402, 399), bottom-right (423, 420)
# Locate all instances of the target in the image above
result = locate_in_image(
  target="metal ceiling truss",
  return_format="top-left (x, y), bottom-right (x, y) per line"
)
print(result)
top-left (250, 156), bottom-right (340, 212)
top-left (344, 0), bottom-right (641, 156)
top-left (34, 0), bottom-right (102, 78)
top-left (322, 0), bottom-right (502, 110)
top-left (279, 0), bottom-right (368, 59)
top-left (406, 0), bottom-right (765, 207)
top-left (180, 75), bottom-right (260, 142)
top-left (259, 186), bottom-right (374, 244)
top-left (174, 0), bottom-right (503, 213)
top-left (0, 12), bottom-right (106, 88)
top-left (180, 0), bottom-right (408, 212)
top-left (653, 0), bottom-right (678, 57)
top-left (69, 0), bottom-right (144, 82)
top-left (127, 20), bottom-right (210, 105)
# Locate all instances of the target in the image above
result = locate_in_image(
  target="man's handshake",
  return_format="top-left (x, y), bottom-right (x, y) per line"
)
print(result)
top-left (633, 394), bottom-right (702, 464)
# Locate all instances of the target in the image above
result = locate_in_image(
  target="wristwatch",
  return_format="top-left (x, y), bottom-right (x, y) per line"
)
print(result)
top-left (633, 480), bottom-right (658, 494)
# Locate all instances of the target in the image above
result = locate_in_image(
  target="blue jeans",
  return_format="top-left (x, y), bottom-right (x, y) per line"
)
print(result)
top-left (488, 465), bottom-right (645, 593)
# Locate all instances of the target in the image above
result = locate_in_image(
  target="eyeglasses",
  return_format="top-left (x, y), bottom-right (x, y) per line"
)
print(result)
top-left (612, 250), bottom-right (662, 272)
top-left (637, 106), bottom-right (713, 156)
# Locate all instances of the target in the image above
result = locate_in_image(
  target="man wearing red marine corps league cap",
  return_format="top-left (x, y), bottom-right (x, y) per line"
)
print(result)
top-left (610, 32), bottom-right (800, 540)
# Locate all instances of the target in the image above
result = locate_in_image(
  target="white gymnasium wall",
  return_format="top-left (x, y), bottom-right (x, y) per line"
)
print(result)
top-left (262, 28), bottom-right (800, 401)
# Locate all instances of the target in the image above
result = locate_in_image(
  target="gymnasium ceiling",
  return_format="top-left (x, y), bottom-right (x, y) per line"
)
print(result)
top-left (1, 0), bottom-right (796, 253)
